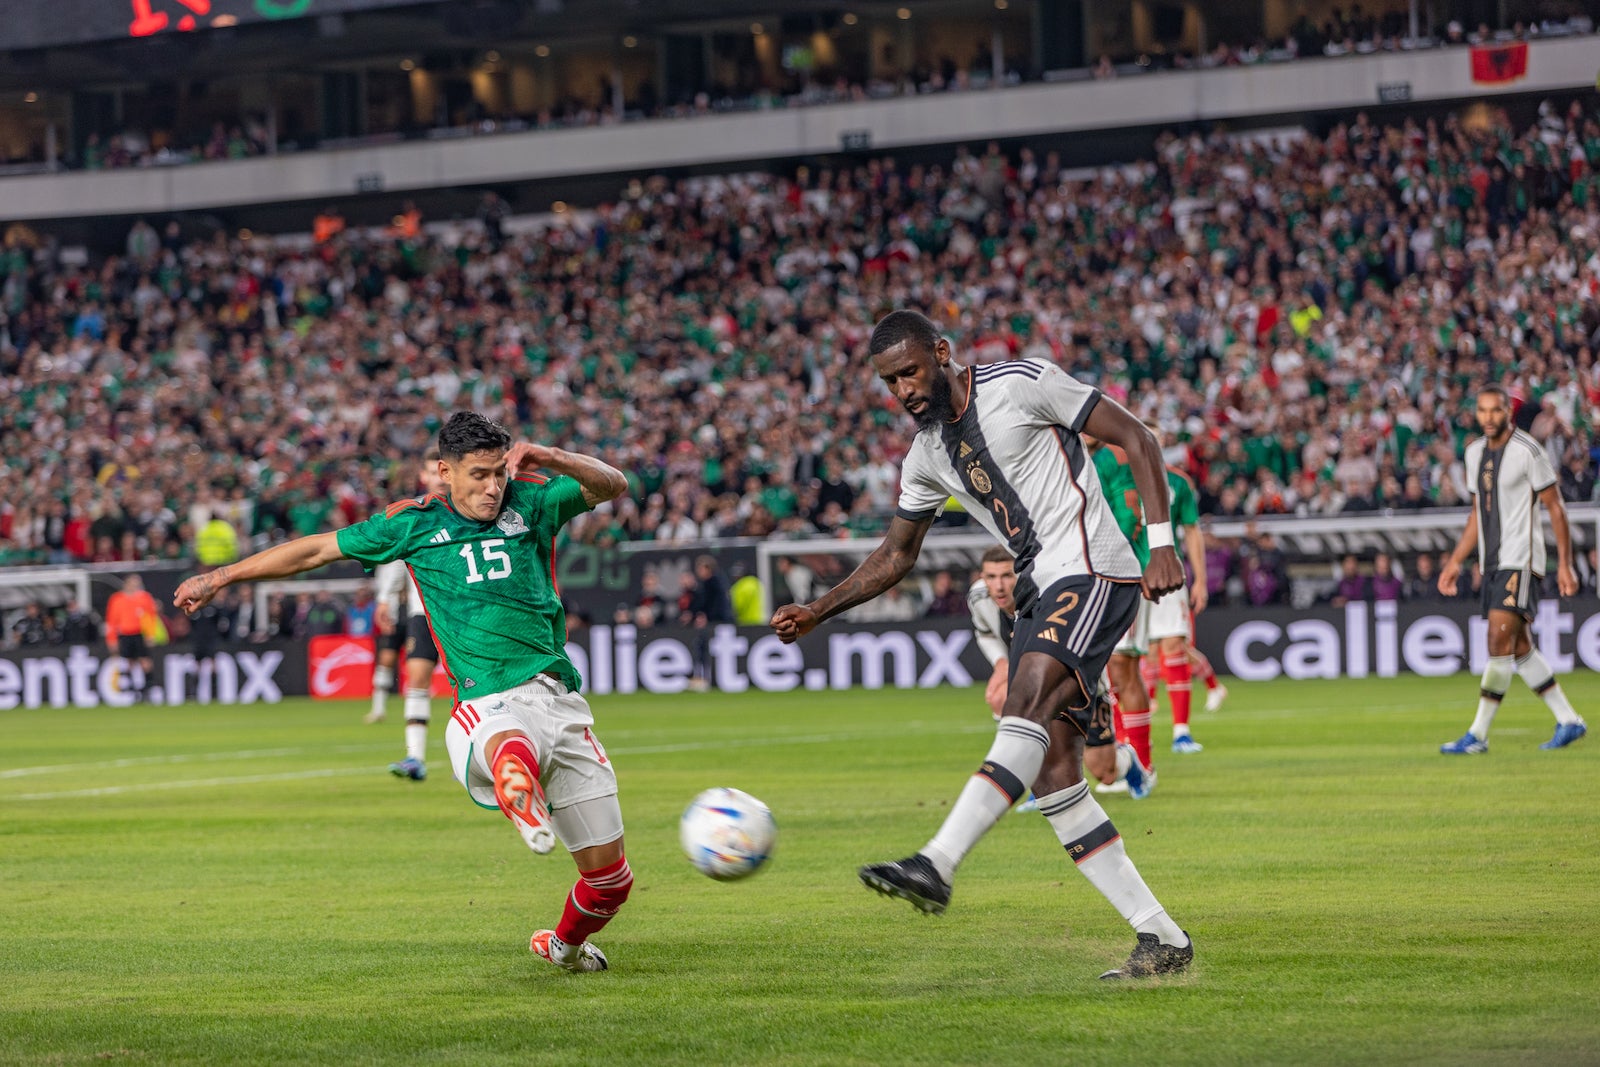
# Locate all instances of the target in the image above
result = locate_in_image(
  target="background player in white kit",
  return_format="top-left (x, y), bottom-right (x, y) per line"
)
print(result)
top-left (773, 311), bottom-right (1192, 980)
top-left (372, 447), bottom-right (447, 779)
top-left (970, 545), bottom-right (1019, 723)
top-left (1439, 385), bottom-right (1587, 753)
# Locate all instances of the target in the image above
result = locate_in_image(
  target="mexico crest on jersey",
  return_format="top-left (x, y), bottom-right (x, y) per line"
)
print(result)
top-left (496, 510), bottom-right (529, 536)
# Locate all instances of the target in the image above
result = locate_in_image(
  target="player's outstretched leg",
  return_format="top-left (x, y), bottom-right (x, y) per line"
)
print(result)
top-left (859, 714), bottom-right (1049, 915)
top-left (532, 797), bottom-right (629, 973)
top-left (1034, 780), bottom-right (1191, 978)
top-left (532, 852), bottom-right (633, 973)
top-left (491, 735), bottom-right (556, 854)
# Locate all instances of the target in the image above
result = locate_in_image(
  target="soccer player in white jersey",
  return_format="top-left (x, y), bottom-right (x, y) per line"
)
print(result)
top-left (970, 545), bottom-right (1019, 723)
top-left (1438, 385), bottom-right (1587, 753)
top-left (377, 447), bottom-right (448, 780)
top-left (772, 311), bottom-right (1193, 980)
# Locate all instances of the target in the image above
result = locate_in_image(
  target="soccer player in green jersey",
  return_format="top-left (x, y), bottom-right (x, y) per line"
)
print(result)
top-left (1087, 426), bottom-right (1211, 783)
top-left (1084, 433), bottom-right (1159, 791)
top-left (1139, 423), bottom-right (1209, 756)
top-left (175, 412), bottom-right (633, 973)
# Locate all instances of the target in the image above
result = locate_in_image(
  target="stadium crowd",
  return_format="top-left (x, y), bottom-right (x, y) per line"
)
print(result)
top-left (4, 99), bottom-right (1600, 594)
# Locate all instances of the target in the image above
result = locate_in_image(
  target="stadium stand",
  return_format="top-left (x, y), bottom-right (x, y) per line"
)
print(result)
top-left (4, 96), bottom-right (1600, 641)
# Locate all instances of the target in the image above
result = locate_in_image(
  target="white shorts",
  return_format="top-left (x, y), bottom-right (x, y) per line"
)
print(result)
top-left (445, 675), bottom-right (622, 851)
top-left (1146, 585), bottom-right (1192, 642)
top-left (1113, 598), bottom-right (1150, 657)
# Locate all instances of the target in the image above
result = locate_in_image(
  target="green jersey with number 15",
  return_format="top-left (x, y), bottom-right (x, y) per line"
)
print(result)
top-left (336, 473), bottom-right (590, 699)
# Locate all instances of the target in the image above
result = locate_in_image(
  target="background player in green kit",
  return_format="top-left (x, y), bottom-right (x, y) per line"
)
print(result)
top-left (1083, 432), bottom-right (1159, 787)
top-left (174, 412), bottom-right (632, 974)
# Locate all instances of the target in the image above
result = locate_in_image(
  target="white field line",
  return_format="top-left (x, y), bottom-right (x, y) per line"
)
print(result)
top-left (0, 743), bottom-right (398, 781)
top-left (3, 725), bottom-right (995, 802)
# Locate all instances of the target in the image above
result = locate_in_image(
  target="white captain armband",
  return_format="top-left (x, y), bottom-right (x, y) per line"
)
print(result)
top-left (1146, 521), bottom-right (1174, 550)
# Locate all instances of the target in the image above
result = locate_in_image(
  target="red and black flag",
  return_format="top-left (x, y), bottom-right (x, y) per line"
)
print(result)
top-left (1470, 41), bottom-right (1529, 84)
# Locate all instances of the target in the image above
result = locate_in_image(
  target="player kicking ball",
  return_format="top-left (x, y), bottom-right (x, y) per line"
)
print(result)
top-left (176, 413), bottom-right (634, 972)
top-left (773, 314), bottom-right (1193, 980)
top-left (1437, 385), bottom-right (1587, 754)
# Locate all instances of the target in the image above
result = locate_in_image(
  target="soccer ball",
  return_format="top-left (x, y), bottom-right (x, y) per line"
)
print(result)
top-left (680, 787), bottom-right (776, 881)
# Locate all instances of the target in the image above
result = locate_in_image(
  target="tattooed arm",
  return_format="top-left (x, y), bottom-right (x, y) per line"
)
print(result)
top-left (173, 532), bottom-right (346, 615)
top-left (505, 442), bottom-right (629, 507)
top-left (770, 514), bottom-right (935, 644)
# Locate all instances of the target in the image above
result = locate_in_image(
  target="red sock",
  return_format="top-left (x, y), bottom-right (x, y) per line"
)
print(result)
top-left (1112, 677), bottom-right (1152, 770)
top-left (1193, 651), bottom-right (1219, 691)
top-left (1140, 656), bottom-right (1160, 703)
top-left (1122, 706), bottom-right (1153, 771)
top-left (555, 856), bottom-right (634, 947)
top-left (1162, 653), bottom-right (1193, 732)
top-left (1110, 686), bottom-right (1128, 745)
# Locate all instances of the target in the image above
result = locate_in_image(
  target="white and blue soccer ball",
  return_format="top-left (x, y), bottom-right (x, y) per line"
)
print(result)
top-left (680, 787), bottom-right (776, 881)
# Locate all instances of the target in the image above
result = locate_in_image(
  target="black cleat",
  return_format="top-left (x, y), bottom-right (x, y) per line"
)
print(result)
top-left (1099, 931), bottom-right (1194, 980)
top-left (858, 854), bottom-right (952, 915)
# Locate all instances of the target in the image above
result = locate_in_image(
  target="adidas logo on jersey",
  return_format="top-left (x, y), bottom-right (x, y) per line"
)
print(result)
top-left (958, 442), bottom-right (973, 457)
top-left (430, 529), bottom-right (452, 544)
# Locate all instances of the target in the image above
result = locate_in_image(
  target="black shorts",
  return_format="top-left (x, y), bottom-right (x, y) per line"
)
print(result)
top-left (1483, 567), bottom-right (1538, 621)
top-left (1009, 575), bottom-right (1140, 744)
top-left (403, 614), bottom-right (439, 664)
top-left (116, 633), bottom-right (149, 660)
top-left (379, 623), bottom-right (407, 655)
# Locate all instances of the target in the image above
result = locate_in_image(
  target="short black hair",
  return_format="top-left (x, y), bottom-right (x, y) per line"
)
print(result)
top-left (981, 545), bottom-right (1013, 566)
top-left (868, 310), bottom-right (940, 358)
top-left (1479, 384), bottom-right (1510, 401)
top-left (438, 412), bottom-right (511, 461)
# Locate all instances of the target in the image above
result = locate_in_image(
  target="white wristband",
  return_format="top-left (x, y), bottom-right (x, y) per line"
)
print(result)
top-left (1146, 521), bottom-right (1174, 550)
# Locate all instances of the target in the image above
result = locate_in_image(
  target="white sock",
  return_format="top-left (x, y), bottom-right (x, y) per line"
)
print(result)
top-left (1516, 650), bottom-right (1583, 725)
top-left (1113, 744), bottom-right (1132, 781)
top-left (1173, 724), bottom-right (1191, 739)
top-left (1037, 781), bottom-right (1187, 946)
top-left (922, 717), bottom-right (1049, 882)
top-left (371, 665), bottom-right (395, 716)
top-left (1470, 655), bottom-right (1515, 739)
top-left (404, 689), bottom-right (431, 761)
top-left (546, 932), bottom-right (578, 964)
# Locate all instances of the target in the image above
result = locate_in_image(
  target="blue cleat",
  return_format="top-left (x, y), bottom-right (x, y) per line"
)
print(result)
top-left (1539, 721), bottom-right (1587, 750)
top-left (1122, 743), bottom-right (1154, 799)
top-left (389, 756), bottom-right (427, 780)
top-left (1171, 736), bottom-right (1204, 754)
top-left (1440, 732), bottom-right (1487, 755)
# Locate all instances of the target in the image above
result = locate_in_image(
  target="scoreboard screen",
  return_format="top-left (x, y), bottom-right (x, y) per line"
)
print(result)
top-left (3, 0), bottom-right (438, 51)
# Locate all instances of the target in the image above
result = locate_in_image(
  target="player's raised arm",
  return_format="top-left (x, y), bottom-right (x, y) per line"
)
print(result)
top-left (770, 513), bottom-right (935, 643)
top-left (1538, 484), bottom-right (1580, 597)
top-left (174, 532), bottom-right (346, 614)
top-left (506, 442), bottom-right (629, 507)
top-left (1081, 398), bottom-right (1184, 600)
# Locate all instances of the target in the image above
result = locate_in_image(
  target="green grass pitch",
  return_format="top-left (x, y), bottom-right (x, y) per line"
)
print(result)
top-left (1, 675), bottom-right (1596, 1066)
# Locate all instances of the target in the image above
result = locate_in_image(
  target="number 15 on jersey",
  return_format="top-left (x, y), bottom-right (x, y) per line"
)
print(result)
top-left (460, 539), bottom-right (513, 584)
